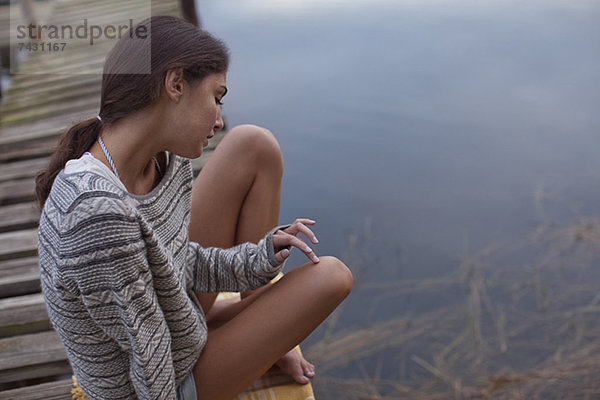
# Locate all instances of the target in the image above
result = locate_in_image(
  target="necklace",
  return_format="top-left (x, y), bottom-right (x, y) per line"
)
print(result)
top-left (98, 135), bottom-right (164, 183)
top-left (153, 157), bottom-right (163, 178)
top-left (98, 135), bottom-right (120, 180)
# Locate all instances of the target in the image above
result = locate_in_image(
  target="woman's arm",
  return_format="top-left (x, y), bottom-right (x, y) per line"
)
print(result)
top-left (187, 224), bottom-right (291, 293)
top-left (188, 218), bottom-right (322, 294)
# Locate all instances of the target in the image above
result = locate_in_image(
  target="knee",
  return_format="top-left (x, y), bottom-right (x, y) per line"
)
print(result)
top-left (316, 256), bottom-right (353, 301)
top-left (227, 124), bottom-right (283, 172)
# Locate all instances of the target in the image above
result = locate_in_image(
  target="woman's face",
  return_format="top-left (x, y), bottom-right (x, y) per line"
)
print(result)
top-left (171, 72), bottom-right (227, 158)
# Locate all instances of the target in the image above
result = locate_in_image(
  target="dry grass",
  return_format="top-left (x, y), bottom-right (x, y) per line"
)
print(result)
top-left (306, 217), bottom-right (600, 399)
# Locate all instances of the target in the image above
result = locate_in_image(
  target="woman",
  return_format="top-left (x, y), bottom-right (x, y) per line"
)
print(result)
top-left (35, 15), bottom-right (352, 400)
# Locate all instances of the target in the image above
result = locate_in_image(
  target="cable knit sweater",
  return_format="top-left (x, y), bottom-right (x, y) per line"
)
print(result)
top-left (37, 152), bottom-right (288, 400)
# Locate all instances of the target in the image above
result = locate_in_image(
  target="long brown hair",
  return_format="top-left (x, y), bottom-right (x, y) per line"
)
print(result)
top-left (35, 15), bottom-right (229, 209)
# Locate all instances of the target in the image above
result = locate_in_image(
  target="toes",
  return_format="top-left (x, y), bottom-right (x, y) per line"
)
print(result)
top-left (275, 351), bottom-right (315, 385)
top-left (302, 360), bottom-right (315, 378)
top-left (289, 365), bottom-right (309, 384)
top-left (276, 358), bottom-right (307, 384)
top-left (303, 359), bottom-right (315, 372)
top-left (286, 364), bottom-right (309, 385)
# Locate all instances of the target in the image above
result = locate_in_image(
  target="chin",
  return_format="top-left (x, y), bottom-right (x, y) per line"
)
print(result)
top-left (173, 147), bottom-right (203, 159)
top-left (190, 148), bottom-right (203, 159)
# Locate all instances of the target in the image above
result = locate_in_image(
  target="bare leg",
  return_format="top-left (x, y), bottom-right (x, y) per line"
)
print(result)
top-left (193, 256), bottom-right (353, 400)
top-left (189, 124), bottom-right (283, 312)
top-left (188, 124), bottom-right (315, 383)
top-left (204, 283), bottom-right (316, 384)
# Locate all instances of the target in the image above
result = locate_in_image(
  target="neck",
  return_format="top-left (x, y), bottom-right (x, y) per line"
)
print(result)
top-left (88, 111), bottom-right (167, 195)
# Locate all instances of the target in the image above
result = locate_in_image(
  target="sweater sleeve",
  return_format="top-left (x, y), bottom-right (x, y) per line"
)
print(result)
top-left (61, 196), bottom-right (177, 400)
top-left (187, 224), bottom-right (292, 293)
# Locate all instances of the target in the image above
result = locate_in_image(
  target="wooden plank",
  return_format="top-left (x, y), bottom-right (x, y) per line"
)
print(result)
top-left (0, 136), bottom-right (58, 163)
top-left (0, 359), bottom-right (72, 391)
top-left (0, 330), bottom-right (69, 384)
top-left (0, 294), bottom-right (47, 328)
top-left (0, 229), bottom-right (37, 262)
top-left (0, 203), bottom-right (40, 234)
top-left (0, 159), bottom-right (48, 183)
top-left (0, 179), bottom-right (35, 207)
top-left (0, 379), bottom-right (72, 400)
top-left (0, 107), bottom-right (94, 144)
top-left (4, 74), bottom-right (100, 101)
top-left (0, 362), bottom-right (71, 389)
top-left (46, 0), bottom-right (173, 25)
top-left (0, 257), bottom-right (39, 280)
top-left (0, 296), bottom-right (49, 338)
top-left (18, 56), bottom-right (106, 77)
top-left (2, 83), bottom-right (101, 116)
top-left (0, 256), bottom-right (40, 299)
top-left (0, 271), bottom-right (40, 300)
top-left (4, 75), bottom-right (100, 105)
top-left (1, 97), bottom-right (100, 126)
top-left (0, 290), bottom-right (49, 337)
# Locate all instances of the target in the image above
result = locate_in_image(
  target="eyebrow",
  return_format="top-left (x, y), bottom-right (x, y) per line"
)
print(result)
top-left (219, 85), bottom-right (228, 97)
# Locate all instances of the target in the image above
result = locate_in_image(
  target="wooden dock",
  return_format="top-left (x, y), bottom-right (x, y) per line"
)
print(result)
top-left (0, 0), bottom-right (224, 398)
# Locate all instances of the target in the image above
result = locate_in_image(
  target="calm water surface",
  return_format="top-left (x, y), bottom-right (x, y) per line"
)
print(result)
top-left (196, 0), bottom-right (600, 395)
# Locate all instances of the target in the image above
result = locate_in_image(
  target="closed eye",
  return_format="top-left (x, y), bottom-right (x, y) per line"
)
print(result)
top-left (217, 85), bottom-right (228, 106)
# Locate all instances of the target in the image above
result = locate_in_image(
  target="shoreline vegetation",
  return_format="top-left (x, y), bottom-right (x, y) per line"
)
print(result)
top-left (306, 216), bottom-right (600, 399)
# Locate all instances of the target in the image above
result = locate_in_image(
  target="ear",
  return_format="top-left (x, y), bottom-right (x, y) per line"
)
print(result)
top-left (164, 67), bottom-right (185, 102)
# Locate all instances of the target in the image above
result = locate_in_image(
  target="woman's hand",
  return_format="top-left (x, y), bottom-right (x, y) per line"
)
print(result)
top-left (273, 218), bottom-right (320, 264)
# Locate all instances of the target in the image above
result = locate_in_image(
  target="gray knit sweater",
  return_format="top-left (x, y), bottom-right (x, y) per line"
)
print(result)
top-left (37, 152), bottom-right (288, 400)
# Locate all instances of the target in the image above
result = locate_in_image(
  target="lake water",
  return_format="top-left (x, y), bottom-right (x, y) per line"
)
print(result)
top-left (195, 0), bottom-right (600, 397)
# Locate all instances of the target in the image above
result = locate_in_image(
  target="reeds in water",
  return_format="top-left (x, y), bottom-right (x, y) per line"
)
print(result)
top-left (306, 217), bottom-right (600, 399)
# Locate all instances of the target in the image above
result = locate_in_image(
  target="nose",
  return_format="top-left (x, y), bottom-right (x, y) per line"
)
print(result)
top-left (214, 107), bottom-right (224, 131)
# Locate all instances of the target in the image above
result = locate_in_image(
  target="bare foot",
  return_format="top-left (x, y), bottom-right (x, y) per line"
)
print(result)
top-left (275, 348), bottom-right (315, 385)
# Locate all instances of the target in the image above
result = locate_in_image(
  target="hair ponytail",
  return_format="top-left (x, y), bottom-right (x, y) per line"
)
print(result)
top-left (35, 117), bottom-right (102, 209)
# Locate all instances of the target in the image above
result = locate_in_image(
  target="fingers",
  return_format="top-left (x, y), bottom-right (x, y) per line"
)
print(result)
top-left (274, 248), bottom-right (290, 264)
top-left (301, 242), bottom-right (320, 264)
top-left (299, 221), bottom-right (319, 244)
top-left (273, 219), bottom-right (320, 264)
top-left (295, 218), bottom-right (316, 226)
top-left (284, 234), bottom-right (319, 263)
top-left (285, 219), bottom-right (319, 244)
